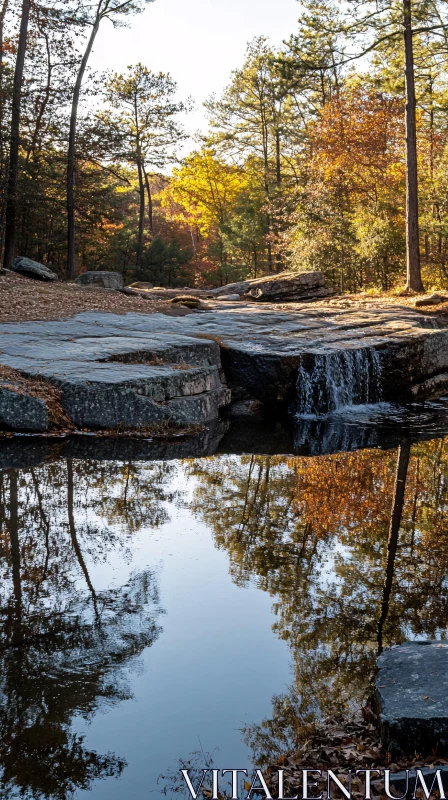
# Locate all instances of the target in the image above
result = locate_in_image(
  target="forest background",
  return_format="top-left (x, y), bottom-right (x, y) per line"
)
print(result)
top-left (1, 0), bottom-right (448, 293)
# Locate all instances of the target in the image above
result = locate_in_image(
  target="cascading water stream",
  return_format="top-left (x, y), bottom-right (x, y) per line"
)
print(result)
top-left (296, 347), bottom-right (383, 417)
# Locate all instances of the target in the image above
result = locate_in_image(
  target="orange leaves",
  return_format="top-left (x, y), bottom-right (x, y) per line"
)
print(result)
top-left (310, 87), bottom-right (405, 202)
top-left (290, 450), bottom-right (395, 539)
top-left (286, 440), bottom-right (448, 546)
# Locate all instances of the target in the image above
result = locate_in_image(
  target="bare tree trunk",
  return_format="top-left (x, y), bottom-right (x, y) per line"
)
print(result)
top-left (3, 0), bottom-right (31, 269)
top-left (267, 239), bottom-right (273, 273)
top-left (136, 158), bottom-right (145, 273)
top-left (0, 0), bottom-right (9, 258)
top-left (67, 14), bottom-right (101, 279)
top-left (26, 28), bottom-right (52, 163)
top-left (0, 7), bottom-right (9, 173)
top-left (275, 128), bottom-right (281, 187)
top-left (274, 128), bottom-right (283, 274)
top-left (0, 0), bottom-right (8, 148)
top-left (142, 162), bottom-right (153, 235)
top-left (403, 0), bottom-right (423, 292)
top-left (377, 441), bottom-right (411, 654)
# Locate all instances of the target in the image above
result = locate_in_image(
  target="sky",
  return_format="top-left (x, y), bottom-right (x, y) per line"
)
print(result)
top-left (90, 0), bottom-right (302, 137)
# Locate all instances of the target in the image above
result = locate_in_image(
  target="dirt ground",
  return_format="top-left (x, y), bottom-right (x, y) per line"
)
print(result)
top-left (0, 270), bottom-right (190, 323)
top-left (2, 269), bottom-right (448, 323)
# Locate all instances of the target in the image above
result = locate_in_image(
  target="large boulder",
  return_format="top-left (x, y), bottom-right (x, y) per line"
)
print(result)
top-left (211, 271), bottom-right (335, 303)
top-left (414, 293), bottom-right (448, 307)
top-left (76, 271), bottom-right (124, 290)
top-left (11, 256), bottom-right (58, 282)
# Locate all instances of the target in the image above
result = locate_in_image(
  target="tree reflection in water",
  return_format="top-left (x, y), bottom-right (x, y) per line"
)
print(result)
top-left (2, 442), bottom-right (448, 792)
top-left (187, 441), bottom-right (448, 763)
top-left (0, 459), bottom-right (171, 799)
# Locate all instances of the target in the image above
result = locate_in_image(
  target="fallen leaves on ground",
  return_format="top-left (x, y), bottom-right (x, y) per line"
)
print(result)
top-left (0, 271), bottom-right (191, 323)
top-left (269, 713), bottom-right (448, 800)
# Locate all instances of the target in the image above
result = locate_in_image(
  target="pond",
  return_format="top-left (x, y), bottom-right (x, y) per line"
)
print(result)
top-left (1, 405), bottom-right (448, 799)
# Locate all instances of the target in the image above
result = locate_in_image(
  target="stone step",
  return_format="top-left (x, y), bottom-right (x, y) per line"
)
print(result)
top-left (0, 362), bottom-right (230, 431)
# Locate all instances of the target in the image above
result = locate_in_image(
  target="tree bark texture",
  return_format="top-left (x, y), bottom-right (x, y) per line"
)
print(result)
top-left (3, 0), bottom-right (31, 268)
top-left (136, 158), bottom-right (145, 273)
top-left (67, 16), bottom-right (100, 279)
top-left (403, 0), bottom-right (423, 292)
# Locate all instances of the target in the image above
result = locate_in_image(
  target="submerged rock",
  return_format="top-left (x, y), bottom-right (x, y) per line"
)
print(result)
top-left (376, 641), bottom-right (448, 756)
top-left (11, 256), bottom-right (58, 282)
top-left (75, 271), bottom-right (124, 290)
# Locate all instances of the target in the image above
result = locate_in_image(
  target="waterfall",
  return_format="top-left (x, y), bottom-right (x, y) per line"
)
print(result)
top-left (296, 347), bottom-right (383, 417)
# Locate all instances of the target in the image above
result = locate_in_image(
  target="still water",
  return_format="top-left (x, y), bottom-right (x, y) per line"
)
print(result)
top-left (1, 408), bottom-right (448, 798)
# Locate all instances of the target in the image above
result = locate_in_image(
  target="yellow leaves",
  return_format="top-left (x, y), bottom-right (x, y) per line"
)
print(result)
top-left (162, 148), bottom-right (249, 235)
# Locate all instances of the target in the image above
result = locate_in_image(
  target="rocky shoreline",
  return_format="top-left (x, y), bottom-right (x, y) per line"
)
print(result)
top-left (1, 299), bottom-right (448, 432)
top-left (2, 264), bottom-right (448, 433)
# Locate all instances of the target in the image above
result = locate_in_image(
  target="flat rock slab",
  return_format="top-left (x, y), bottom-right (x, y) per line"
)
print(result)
top-left (0, 301), bottom-right (448, 430)
top-left (0, 322), bottom-right (230, 431)
top-left (376, 641), bottom-right (448, 756)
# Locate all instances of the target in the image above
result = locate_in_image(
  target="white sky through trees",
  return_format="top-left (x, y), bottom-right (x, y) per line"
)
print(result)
top-left (90, 0), bottom-right (301, 136)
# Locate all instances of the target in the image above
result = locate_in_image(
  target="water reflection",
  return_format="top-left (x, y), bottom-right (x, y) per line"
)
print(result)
top-left (0, 462), bottom-right (166, 798)
top-left (0, 432), bottom-right (448, 795)
top-left (187, 440), bottom-right (448, 755)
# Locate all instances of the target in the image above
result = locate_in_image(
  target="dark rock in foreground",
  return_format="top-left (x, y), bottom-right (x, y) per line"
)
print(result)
top-left (0, 323), bottom-right (230, 431)
top-left (376, 641), bottom-right (448, 756)
top-left (387, 768), bottom-right (448, 797)
top-left (0, 383), bottom-right (49, 431)
top-left (11, 256), bottom-right (58, 282)
top-left (75, 271), bottom-right (124, 290)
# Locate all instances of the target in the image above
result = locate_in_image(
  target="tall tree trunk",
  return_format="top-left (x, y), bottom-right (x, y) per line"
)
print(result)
top-left (142, 162), bottom-right (153, 235)
top-left (275, 128), bottom-right (281, 187)
top-left (377, 441), bottom-right (411, 654)
top-left (67, 14), bottom-right (101, 279)
top-left (0, 0), bottom-right (10, 256)
top-left (403, 0), bottom-right (423, 292)
top-left (26, 29), bottom-right (52, 164)
top-left (267, 240), bottom-right (273, 272)
top-left (2, 0), bottom-right (31, 269)
top-left (136, 158), bottom-right (145, 274)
